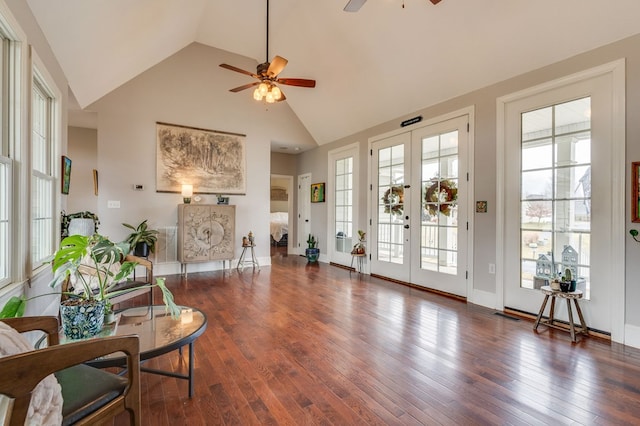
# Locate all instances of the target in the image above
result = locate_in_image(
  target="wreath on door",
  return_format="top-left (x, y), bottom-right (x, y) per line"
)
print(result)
top-left (382, 186), bottom-right (404, 215)
top-left (424, 179), bottom-right (458, 217)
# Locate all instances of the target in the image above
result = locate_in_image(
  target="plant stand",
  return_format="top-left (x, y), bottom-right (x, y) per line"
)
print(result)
top-left (237, 244), bottom-right (259, 271)
top-left (350, 252), bottom-right (366, 274)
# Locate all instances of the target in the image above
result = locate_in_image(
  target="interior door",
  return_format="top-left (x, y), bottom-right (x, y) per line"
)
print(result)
top-left (297, 173), bottom-right (311, 255)
top-left (370, 133), bottom-right (412, 282)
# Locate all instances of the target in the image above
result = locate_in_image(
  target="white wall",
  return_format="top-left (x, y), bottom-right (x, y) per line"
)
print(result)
top-left (89, 42), bottom-right (316, 272)
top-left (67, 126), bottom-right (98, 214)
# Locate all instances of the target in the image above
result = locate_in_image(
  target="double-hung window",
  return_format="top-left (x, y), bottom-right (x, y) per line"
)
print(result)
top-left (31, 73), bottom-right (55, 268)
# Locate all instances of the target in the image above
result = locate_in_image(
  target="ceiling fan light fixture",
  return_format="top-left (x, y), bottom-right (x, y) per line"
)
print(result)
top-left (265, 91), bottom-right (275, 103)
top-left (253, 88), bottom-right (263, 101)
top-left (258, 82), bottom-right (269, 96)
top-left (271, 85), bottom-right (282, 100)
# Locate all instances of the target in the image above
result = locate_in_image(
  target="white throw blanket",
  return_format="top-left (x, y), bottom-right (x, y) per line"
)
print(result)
top-left (0, 321), bottom-right (63, 426)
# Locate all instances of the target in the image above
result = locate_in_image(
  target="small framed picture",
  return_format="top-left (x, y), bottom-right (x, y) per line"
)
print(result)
top-left (61, 155), bottom-right (72, 195)
top-left (476, 201), bottom-right (487, 213)
top-left (311, 182), bottom-right (325, 203)
top-left (633, 162), bottom-right (640, 222)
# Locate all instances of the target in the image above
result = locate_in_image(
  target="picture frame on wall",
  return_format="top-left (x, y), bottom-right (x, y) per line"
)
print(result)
top-left (61, 155), bottom-right (72, 195)
top-left (633, 161), bottom-right (640, 222)
top-left (311, 182), bottom-right (325, 203)
top-left (156, 122), bottom-right (247, 195)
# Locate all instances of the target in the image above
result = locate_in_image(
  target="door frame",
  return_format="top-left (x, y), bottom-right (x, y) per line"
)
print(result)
top-left (297, 173), bottom-right (312, 256)
top-left (327, 142), bottom-right (360, 268)
top-left (271, 174), bottom-right (294, 253)
top-left (496, 59), bottom-right (626, 342)
top-left (367, 106), bottom-right (475, 299)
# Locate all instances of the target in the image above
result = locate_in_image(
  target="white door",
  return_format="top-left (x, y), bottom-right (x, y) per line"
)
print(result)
top-left (328, 143), bottom-right (359, 267)
top-left (370, 133), bottom-right (412, 282)
top-left (501, 63), bottom-right (625, 335)
top-left (409, 116), bottom-right (469, 296)
top-left (370, 115), bottom-right (470, 296)
top-left (297, 173), bottom-right (311, 255)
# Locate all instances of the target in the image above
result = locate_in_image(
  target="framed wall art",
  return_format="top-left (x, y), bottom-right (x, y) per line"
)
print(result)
top-left (311, 182), bottom-right (325, 203)
top-left (633, 161), bottom-right (640, 222)
top-left (61, 155), bottom-right (72, 195)
top-left (156, 122), bottom-right (247, 195)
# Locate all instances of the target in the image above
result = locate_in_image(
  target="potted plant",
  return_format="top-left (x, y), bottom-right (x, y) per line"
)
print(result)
top-left (48, 234), bottom-right (179, 339)
top-left (305, 234), bottom-right (320, 263)
top-left (351, 230), bottom-right (366, 255)
top-left (122, 219), bottom-right (158, 257)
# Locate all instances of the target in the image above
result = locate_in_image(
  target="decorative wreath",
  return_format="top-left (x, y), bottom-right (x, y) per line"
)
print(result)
top-left (425, 179), bottom-right (458, 217)
top-left (382, 186), bottom-right (404, 215)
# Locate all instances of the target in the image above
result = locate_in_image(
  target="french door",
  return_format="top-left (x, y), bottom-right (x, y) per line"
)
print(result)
top-left (370, 115), bottom-right (469, 296)
top-left (500, 61), bottom-right (625, 336)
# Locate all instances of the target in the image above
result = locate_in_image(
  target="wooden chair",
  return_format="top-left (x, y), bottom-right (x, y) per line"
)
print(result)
top-left (0, 316), bottom-right (141, 425)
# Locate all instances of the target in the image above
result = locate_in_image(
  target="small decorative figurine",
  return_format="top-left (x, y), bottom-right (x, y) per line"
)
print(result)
top-left (242, 236), bottom-right (249, 247)
top-left (248, 231), bottom-right (254, 244)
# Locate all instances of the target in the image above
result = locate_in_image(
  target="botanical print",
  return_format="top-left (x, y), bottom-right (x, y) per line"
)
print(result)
top-left (156, 122), bottom-right (246, 194)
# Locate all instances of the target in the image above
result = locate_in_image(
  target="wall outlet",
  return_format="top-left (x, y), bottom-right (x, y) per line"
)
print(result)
top-left (133, 184), bottom-right (144, 191)
top-left (107, 200), bottom-right (120, 208)
top-left (489, 263), bottom-right (495, 274)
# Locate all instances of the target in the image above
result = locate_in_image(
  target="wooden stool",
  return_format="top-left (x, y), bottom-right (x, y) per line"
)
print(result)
top-left (534, 285), bottom-right (588, 342)
top-left (237, 244), bottom-right (260, 271)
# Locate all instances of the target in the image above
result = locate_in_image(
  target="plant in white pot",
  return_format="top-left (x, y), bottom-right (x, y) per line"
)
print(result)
top-left (49, 234), bottom-right (179, 339)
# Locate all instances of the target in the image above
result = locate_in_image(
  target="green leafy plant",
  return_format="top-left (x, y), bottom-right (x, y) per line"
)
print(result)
top-left (307, 234), bottom-right (317, 248)
top-left (50, 234), bottom-right (179, 317)
top-left (122, 220), bottom-right (158, 253)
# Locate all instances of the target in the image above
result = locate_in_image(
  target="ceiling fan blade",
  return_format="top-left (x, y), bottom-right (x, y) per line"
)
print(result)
top-left (267, 56), bottom-right (288, 77)
top-left (276, 78), bottom-right (316, 88)
top-left (430, 0), bottom-right (442, 4)
top-left (276, 90), bottom-right (287, 102)
top-left (344, 0), bottom-right (367, 12)
top-left (229, 82), bottom-right (260, 93)
top-left (219, 63), bottom-right (259, 79)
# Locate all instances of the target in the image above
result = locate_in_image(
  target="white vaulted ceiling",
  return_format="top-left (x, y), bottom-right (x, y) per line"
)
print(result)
top-left (26, 0), bottom-right (640, 145)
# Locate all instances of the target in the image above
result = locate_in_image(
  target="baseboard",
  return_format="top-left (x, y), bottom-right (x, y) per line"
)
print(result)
top-left (469, 288), bottom-right (497, 309)
top-left (624, 324), bottom-right (640, 349)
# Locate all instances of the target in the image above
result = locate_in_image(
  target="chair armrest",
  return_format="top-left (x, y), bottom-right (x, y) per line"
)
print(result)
top-left (1, 316), bottom-right (60, 345)
top-left (124, 254), bottom-right (153, 284)
top-left (0, 335), bottom-right (140, 422)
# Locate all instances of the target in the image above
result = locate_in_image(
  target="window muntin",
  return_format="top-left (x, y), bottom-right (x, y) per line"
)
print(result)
top-left (334, 157), bottom-right (353, 254)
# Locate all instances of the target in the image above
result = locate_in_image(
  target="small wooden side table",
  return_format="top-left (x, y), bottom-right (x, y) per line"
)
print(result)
top-left (350, 252), bottom-right (366, 274)
top-left (534, 285), bottom-right (588, 342)
top-left (237, 244), bottom-right (260, 270)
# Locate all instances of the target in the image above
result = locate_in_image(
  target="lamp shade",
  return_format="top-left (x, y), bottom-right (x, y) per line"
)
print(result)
top-left (181, 184), bottom-right (193, 197)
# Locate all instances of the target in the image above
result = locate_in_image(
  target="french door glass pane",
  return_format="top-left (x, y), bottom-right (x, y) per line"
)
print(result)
top-left (420, 131), bottom-right (459, 274)
top-left (0, 159), bottom-right (9, 283)
top-left (520, 97), bottom-right (591, 297)
top-left (377, 145), bottom-right (404, 263)
top-left (334, 157), bottom-right (353, 253)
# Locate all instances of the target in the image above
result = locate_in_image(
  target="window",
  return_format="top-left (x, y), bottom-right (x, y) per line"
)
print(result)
top-left (520, 97), bottom-right (591, 296)
top-left (30, 75), bottom-right (55, 267)
top-left (0, 34), bottom-right (13, 287)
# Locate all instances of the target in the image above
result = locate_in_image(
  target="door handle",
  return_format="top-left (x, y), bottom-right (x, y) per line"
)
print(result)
top-left (404, 224), bottom-right (410, 229)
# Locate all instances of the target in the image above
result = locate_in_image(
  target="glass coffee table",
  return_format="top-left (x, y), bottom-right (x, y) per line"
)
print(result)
top-left (48, 305), bottom-right (208, 398)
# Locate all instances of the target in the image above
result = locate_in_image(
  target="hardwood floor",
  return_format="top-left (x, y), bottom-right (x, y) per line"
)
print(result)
top-left (115, 252), bottom-right (640, 425)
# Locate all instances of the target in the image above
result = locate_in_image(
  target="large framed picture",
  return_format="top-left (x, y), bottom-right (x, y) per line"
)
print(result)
top-left (61, 155), bottom-right (72, 195)
top-left (156, 122), bottom-right (247, 194)
top-left (311, 182), bottom-right (325, 203)
top-left (633, 161), bottom-right (640, 222)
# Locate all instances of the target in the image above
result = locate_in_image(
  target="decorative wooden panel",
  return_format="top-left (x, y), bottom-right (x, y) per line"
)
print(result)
top-left (178, 204), bottom-right (235, 263)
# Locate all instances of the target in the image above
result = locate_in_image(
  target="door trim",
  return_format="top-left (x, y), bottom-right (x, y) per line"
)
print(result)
top-left (297, 173), bottom-right (312, 256)
top-left (496, 59), bottom-right (626, 342)
top-left (367, 106), bottom-right (475, 298)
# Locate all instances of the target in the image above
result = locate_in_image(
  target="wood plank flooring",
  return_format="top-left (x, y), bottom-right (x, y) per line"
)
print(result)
top-left (114, 250), bottom-right (640, 425)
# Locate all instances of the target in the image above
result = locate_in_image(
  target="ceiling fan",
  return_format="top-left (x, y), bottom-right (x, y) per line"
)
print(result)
top-left (219, 0), bottom-right (316, 103)
top-left (344, 0), bottom-right (442, 12)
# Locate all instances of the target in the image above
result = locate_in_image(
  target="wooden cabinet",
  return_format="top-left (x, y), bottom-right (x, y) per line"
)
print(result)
top-left (178, 204), bottom-right (235, 270)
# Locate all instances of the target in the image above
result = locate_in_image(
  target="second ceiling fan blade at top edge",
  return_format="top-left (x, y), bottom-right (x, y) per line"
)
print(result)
top-left (267, 56), bottom-right (288, 77)
top-left (344, 0), bottom-right (366, 12)
top-left (229, 82), bottom-right (260, 92)
top-left (276, 78), bottom-right (316, 88)
top-left (219, 63), bottom-right (259, 78)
